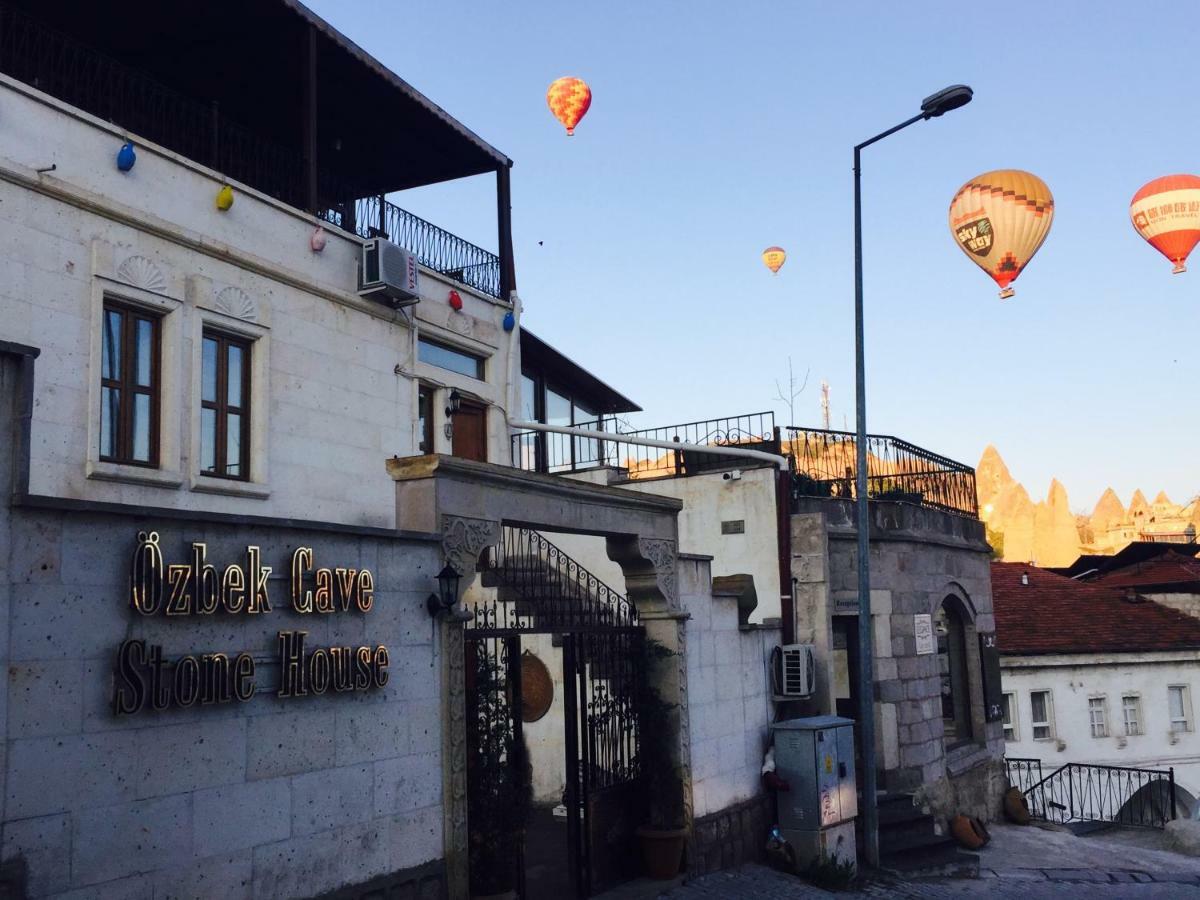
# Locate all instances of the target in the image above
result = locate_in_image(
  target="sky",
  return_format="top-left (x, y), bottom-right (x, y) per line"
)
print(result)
top-left (308, 1), bottom-right (1200, 513)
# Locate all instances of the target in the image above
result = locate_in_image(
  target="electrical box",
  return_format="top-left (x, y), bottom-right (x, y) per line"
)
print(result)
top-left (772, 715), bottom-right (857, 871)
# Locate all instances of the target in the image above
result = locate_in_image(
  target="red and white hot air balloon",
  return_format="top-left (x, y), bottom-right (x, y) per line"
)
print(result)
top-left (1130, 175), bottom-right (1200, 273)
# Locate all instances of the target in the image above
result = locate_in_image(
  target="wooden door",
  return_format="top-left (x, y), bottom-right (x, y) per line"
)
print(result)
top-left (452, 401), bottom-right (488, 462)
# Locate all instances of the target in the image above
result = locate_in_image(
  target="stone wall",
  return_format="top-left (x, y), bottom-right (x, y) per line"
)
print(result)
top-left (688, 793), bottom-right (773, 876)
top-left (791, 498), bottom-right (1006, 823)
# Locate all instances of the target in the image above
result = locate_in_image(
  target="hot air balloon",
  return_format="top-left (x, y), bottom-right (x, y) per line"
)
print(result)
top-left (1129, 175), bottom-right (1200, 274)
top-left (546, 77), bottom-right (591, 136)
top-left (762, 246), bottom-right (787, 275)
top-left (948, 170), bottom-right (1054, 299)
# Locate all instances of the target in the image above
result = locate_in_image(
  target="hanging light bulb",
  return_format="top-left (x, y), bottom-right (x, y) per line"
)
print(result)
top-left (502, 310), bottom-right (515, 332)
top-left (215, 185), bottom-right (234, 211)
top-left (310, 226), bottom-right (327, 252)
top-left (116, 142), bottom-right (136, 172)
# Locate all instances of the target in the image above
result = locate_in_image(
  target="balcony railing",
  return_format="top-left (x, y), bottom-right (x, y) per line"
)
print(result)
top-left (788, 427), bottom-right (978, 518)
top-left (0, 3), bottom-right (503, 299)
top-left (511, 412), bottom-right (779, 478)
top-left (1020, 762), bottom-right (1176, 830)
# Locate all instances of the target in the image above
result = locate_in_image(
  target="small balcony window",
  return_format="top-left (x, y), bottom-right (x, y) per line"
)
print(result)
top-left (418, 338), bottom-right (484, 379)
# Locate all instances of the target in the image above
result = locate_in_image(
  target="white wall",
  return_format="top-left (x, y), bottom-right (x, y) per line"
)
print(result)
top-left (1002, 653), bottom-right (1200, 809)
top-left (0, 75), bottom-right (515, 529)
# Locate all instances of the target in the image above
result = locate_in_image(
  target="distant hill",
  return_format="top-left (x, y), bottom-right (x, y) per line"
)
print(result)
top-left (977, 446), bottom-right (1199, 566)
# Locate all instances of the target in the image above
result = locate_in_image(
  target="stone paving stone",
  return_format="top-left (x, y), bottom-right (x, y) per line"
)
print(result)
top-left (1042, 868), bottom-right (1113, 882)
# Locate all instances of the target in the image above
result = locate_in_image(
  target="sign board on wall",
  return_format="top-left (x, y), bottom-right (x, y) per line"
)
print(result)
top-left (914, 614), bottom-right (935, 655)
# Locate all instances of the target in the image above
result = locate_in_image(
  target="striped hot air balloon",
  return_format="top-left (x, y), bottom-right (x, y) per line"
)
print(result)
top-left (762, 246), bottom-right (787, 274)
top-left (949, 170), bottom-right (1054, 299)
top-left (546, 77), bottom-right (591, 136)
top-left (1129, 175), bottom-right (1200, 274)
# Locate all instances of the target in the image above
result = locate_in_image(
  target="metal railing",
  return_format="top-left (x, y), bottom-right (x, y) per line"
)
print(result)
top-left (787, 427), bottom-right (978, 517)
top-left (511, 412), bottom-right (779, 478)
top-left (1022, 762), bottom-right (1176, 829)
top-left (0, 3), bottom-right (504, 299)
top-left (1004, 757), bottom-right (1044, 795)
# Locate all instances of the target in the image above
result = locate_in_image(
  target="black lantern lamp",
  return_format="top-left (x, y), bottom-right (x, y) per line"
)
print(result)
top-left (445, 389), bottom-right (462, 418)
top-left (427, 563), bottom-right (462, 617)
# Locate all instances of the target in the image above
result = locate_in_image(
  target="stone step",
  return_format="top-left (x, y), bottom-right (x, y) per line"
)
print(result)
top-left (878, 843), bottom-right (979, 879)
top-left (879, 826), bottom-right (955, 856)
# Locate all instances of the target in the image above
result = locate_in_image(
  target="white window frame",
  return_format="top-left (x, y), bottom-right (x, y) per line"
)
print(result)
top-left (1002, 691), bottom-right (1019, 742)
top-left (1030, 689), bottom-right (1055, 741)
top-left (1088, 696), bottom-right (1108, 739)
top-left (1169, 685), bottom-right (1193, 734)
top-left (1122, 694), bottom-right (1142, 737)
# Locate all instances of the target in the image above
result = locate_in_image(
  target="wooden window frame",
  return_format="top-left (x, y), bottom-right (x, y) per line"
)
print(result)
top-left (1169, 685), bottom-right (1193, 734)
top-left (201, 329), bottom-right (252, 481)
top-left (1002, 692), bottom-right (1019, 742)
top-left (1122, 694), bottom-right (1142, 737)
top-left (100, 300), bottom-right (161, 467)
top-left (1088, 696), bottom-right (1108, 739)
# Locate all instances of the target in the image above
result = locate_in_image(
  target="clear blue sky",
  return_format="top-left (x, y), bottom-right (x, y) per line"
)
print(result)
top-left (309, 1), bottom-right (1200, 513)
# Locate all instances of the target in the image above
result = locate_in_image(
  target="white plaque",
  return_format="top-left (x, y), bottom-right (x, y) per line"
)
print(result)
top-left (914, 614), bottom-right (935, 655)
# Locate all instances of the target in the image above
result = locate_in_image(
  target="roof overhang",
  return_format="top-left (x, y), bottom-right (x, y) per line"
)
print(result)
top-left (520, 329), bottom-right (642, 415)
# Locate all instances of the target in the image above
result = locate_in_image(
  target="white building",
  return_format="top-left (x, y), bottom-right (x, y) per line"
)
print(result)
top-left (994, 561), bottom-right (1200, 819)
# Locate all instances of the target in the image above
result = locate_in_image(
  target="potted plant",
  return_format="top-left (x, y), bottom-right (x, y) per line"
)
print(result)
top-left (634, 638), bottom-right (688, 879)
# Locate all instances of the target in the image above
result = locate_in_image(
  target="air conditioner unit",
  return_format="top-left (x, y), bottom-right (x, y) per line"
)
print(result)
top-left (359, 239), bottom-right (420, 307)
top-left (771, 644), bottom-right (816, 698)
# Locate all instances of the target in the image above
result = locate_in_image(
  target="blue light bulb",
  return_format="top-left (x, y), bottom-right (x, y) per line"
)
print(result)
top-left (116, 142), bottom-right (136, 172)
top-left (503, 310), bottom-right (516, 332)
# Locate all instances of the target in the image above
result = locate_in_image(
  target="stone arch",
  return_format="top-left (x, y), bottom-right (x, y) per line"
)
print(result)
top-left (936, 591), bottom-right (986, 748)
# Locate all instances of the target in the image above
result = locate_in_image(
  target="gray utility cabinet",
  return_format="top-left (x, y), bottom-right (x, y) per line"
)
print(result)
top-left (772, 715), bottom-right (857, 870)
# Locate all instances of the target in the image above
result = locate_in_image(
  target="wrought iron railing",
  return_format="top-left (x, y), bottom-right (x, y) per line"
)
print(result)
top-left (0, 3), bottom-right (504, 299)
top-left (1022, 762), bottom-right (1176, 829)
top-left (473, 527), bottom-right (638, 633)
top-left (1004, 757), bottom-right (1044, 795)
top-left (511, 412), bottom-right (780, 478)
top-left (787, 427), bottom-right (978, 517)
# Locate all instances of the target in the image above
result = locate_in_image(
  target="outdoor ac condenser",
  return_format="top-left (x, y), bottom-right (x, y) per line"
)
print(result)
top-left (359, 239), bottom-right (420, 307)
top-left (771, 643), bottom-right (816, 699)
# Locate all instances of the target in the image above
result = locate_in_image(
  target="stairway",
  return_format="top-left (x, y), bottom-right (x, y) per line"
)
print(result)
top-left (873, 793), bottom-right (979, 878)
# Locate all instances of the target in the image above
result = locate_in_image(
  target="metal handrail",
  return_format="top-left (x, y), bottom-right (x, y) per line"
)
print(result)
top-left (1022, 761), bottom-right (1176, 829)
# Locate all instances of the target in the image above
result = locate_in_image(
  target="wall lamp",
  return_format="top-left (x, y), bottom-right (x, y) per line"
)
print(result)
top-left (445, 389), bottom-right (462, 418)
top-left (427, 563), bottom-right (463, 618)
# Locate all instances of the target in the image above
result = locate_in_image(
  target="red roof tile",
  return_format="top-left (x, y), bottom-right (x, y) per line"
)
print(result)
top-left (992, 561), bottom-right (1200, 656)
top-left (1091, 556), bottom-right (1200, 590)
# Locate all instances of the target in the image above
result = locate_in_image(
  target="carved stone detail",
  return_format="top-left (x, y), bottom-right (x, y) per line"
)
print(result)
top-left (115, 255), bottom-right (167, 293)
top-left (443, 621), bottom-right (468, 899)
top-left (676, 617), bottom-right (694, 832)
top-left (441, 515), bottom-right (501, 579)
top-left (214, 286), bottom-right (258, 322)
top-left (638, 537), bottom-right (679, 609)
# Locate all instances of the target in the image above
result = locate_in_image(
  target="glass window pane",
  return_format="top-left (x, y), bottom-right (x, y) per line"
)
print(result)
top-left (102, 310), bottom-right (121, 380)
top-left (1170, 687), bottom-right (1185, 720)
top-left (132, 393), bottom-right (151, 462)
top-left (1031, 693), bottom-right (1046, 722)
top-left (546, 389), bottom-right (570, 427)
top-left (545, 389), bottom-right (571, 470)
top-left (201, 408), bottom-right (216, 472)
top-left (202, 338), bottom-right (218, 403)
top-left (521, 374), bottom-right (537, 422)
top-left (100, 386), bottom-right (118, 457)
top-left (226, 413), bottom-right (241, 475)
top-left (417, 388), bottom-right (433, 453)
top-left (418, 339), bottom-right (483, 379)
top-left (227, 344), bottom-right (244, 407)
top-left (135, 318), bottom-right (154, 387)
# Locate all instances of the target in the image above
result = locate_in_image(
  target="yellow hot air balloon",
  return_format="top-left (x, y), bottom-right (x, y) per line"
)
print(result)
top-left (762, 246), bottom-right (786, 274)
top-left (948, 170), bottom-right (1053, 299)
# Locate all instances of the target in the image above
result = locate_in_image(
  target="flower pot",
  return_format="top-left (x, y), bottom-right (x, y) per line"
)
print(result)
top-left (635, 825), bottom-right (687, 879)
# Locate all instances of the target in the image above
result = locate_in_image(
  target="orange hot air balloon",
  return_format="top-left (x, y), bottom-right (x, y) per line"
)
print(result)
top-left (546, 77), bottom-right (591, 136)
top-left (762, 246), bottom-right (787, 274)
top-left (949, 170), bottom-right (1054, 299)
top-left (1130, 175), bottom-right (1200, 274)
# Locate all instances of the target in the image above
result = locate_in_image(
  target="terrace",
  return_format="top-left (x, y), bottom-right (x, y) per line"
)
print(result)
top-left (0, 0), bottom-right (511, 299)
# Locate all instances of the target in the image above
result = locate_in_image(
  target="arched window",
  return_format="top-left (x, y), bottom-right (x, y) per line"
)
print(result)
top-left (936, 599), bottom-right (972, 746)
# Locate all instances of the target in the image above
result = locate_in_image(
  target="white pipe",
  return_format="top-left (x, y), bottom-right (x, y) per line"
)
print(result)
top-left (508, 419), bottom-right (790, 470)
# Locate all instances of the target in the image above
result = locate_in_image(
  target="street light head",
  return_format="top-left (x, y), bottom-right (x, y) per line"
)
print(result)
top-left (920, 84), bottom-right (973, 119)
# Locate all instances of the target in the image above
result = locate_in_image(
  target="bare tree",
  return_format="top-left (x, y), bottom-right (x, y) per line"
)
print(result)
top-left (773, 357), bottom-right (810, 426)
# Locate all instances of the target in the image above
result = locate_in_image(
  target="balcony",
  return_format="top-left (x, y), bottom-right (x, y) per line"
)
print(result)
top-left (788, 427), bottom-right (978, 518)
top-left (0, 0), bottom-right (509, 299)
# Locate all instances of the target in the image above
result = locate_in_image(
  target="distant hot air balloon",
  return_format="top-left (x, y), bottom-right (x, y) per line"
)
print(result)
top-left (762, 246), bottom-right (787, 274)
top-left (546, 77), bottom-right (591, 136)
top-left (1129, 175), bottom-right (1200, 274)
top-left (949, 170), bottom-right (1054, 299)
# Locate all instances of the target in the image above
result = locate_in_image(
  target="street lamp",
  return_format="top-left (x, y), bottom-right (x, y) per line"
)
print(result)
top-left (852, 84), bottom-right (971, 868)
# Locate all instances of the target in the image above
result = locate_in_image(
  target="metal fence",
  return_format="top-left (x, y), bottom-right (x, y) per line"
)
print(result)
top-left (1004, 757), bottom-right (1044, 795)
top-left (787, 427), bottom-right (978, 517)
top-left (0, 2), bottom-right (504, 299)
top-left (1022, 762), bottom-right (1176, 829)
top-left (511, 412), bottom-right (779, 478)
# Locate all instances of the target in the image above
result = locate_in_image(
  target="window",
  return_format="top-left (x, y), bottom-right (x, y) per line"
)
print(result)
top-left (1169, 685), bottom-right (1192, 733)
top-left (1088, 697), bottom-right (1108, 738)
top-left (100, 301), bottom-right (160, 466)
top-left (200, 331), bottom-right (251, 479)
top-left (1002, 692), bottom-right (1018, 742)
top-left (936, 600), bottom-right (972, 746)
top-left (1123, 695), bottom-right (1142, 737)
top-left (418, 338), bottom-right (484, 379)
top-left (417, 386), bottom-right (435, 454)
top-left (1030, 690), bottom-right (1054, 741)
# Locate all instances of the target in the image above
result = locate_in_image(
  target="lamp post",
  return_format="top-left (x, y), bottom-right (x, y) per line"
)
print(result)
top-left (852, 84), bottom-right (972, 868)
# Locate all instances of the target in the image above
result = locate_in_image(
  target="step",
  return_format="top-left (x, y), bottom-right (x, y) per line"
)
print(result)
top-left (879, 843), bottom-right (979, 879)
top-left (878, 826), bottom-right (954, 856)
top-left (877, 798), bottom-right (931, 828)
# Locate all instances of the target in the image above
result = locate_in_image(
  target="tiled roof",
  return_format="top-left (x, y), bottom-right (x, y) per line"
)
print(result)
top-left (992, 561), bottom-right (1200, 656)
top-left (1091, 556), bottom-right (1200, 590)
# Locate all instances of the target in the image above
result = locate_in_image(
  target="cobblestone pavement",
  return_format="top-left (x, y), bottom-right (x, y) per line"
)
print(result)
top-left (660, 864), bottom-right (1200, 898)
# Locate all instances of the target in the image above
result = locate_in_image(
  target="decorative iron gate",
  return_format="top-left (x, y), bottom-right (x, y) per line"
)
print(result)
top-left (466, 527), bottom-right (645, 898)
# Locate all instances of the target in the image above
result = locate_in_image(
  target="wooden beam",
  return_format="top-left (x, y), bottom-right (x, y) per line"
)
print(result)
top-left (496, 165), bottom-right (516, 300)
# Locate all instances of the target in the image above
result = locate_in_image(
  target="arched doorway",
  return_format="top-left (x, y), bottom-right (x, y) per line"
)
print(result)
top-left (936, 597), bottom-right (973, 747)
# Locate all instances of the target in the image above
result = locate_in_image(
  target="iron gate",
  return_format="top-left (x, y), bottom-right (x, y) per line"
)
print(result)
top-left (465, 527), bottom-right (645, 898)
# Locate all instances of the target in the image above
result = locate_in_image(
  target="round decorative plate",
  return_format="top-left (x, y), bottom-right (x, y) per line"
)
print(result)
top-left (520, 652), bottom-right (554, 722)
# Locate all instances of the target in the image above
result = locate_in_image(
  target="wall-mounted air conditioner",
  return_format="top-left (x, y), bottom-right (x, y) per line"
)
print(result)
top-left (771, 644), bottom-right (816, 699)
top-left (359, 239), bottom-right (420, 307)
